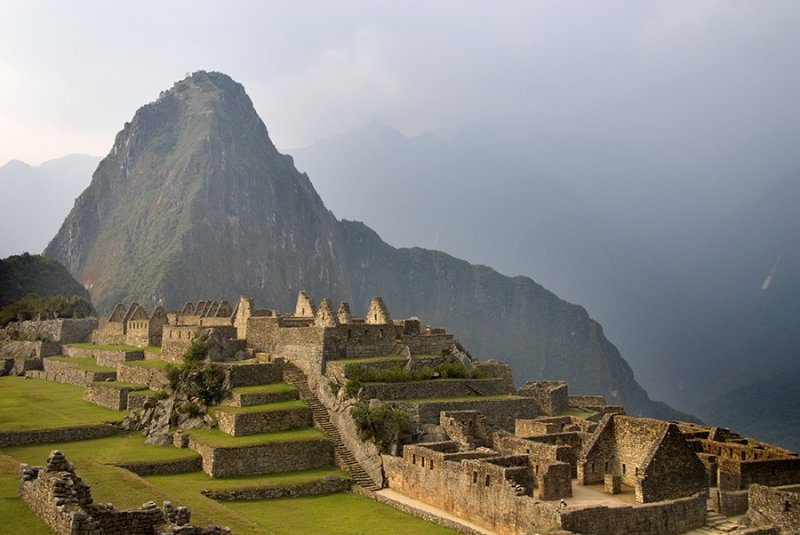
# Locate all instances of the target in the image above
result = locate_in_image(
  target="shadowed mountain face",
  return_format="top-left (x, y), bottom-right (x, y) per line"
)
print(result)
top-left (45, 71), bottom-right (690, 420)
top-left (0, 253), bottom-right (91, 308)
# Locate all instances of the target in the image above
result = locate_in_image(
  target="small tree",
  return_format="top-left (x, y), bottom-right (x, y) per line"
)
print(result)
top-left (351, 401), bottom-right (411, 454)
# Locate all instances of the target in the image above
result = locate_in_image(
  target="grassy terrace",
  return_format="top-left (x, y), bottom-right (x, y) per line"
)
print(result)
top-left (188, 427), bottom-right (325, 448)
top-left (122, 359), bottom-right (169, 369)
top-left (0, 377), bottom-right (124, 431)
top-left (90, 380), bottom-right (149, 390)
top-left (406, 394), bottom-right (523, 403)
top-left (212, 399), bottom-right (307, 414)
top-left (0, 377), bottom-right (457, 534)
top-left (556, 406), bottom-right (597, 419)
top-left (145, 466), bottom-right (348, 494)
top-left (231, 382), bottom-right (296, 395)
top-left (328, 354), bottom-right (441, 365)
top-left (46, 356), bottom-right (116, 373)
top-left (67, 343), bottom-right (161, 355)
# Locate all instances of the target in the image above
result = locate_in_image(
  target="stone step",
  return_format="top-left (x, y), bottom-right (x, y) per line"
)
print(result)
top-left (283, 364), bottom-right (381, 491)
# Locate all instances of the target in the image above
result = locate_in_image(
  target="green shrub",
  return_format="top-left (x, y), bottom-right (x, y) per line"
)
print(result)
top-left (351, 401), bottom-right (410, 453)
top-left (167, 336), bottom-right (228, 406)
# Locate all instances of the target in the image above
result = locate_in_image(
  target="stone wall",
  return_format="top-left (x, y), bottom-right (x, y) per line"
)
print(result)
top-left (226, 361), bottom-right (283, 388)
top-left (39, 358), bottom-right (116, 386)
top-left (1, 355), bottom-right (43, 376)
top-left (400, 397), bottom-right (538, 431)
top-left (718, 457), bottom-right (800, 491)
top-left (19, 450), bottom-right (229, 534)
top-left (399, 333), bottom-right (455, 355)
top-left (84, 383), bottom-right (147, 410)
top-left (190, 437), bottom-right (333, 478)
top-left (3, 318), bottom-right (97, 344)
top-left (214, 406), bottom-right (311, 436)
top-left (517, 381), bottom-right (569, 416)
top-left (494, 434), bottom-right (577, 476)
top-left (383, 445), bottom-right (564, 535)
top-left (222, 387), bottom-right (297, 407)
top-left (112, 457), bottom-right (202, 476)
top-left (116, 362), bottom-right (170, 390)
top-left (711, 489), bottom-right (749, 516)
top-left (93, 321), bottom-right (125, 345)
top-left (126, 390), bottom-right (160, 411)
top-left (359, 378), bottom-right (510, 401)
top-left (201, 477), bottom-right (351, 501)
top-left (64, 346), bottom-right (144, 367)
top-left (0, 340), bottom-right (60, 358)
top-left (0, 424), bottom-right (119, 448)
top-left (559, 491), bottom-right (707, 535)
top-left (746, 484), bottom-right (800, 534)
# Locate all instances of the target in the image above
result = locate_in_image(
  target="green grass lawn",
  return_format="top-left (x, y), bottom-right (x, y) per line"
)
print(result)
top-left (145, 465), bottom-right (348, 494)
top-left (556, 406), bottom-right (597, 419)
top-left (227, 493), bottom-right (456, 535)
top-left (46, 356), bottom-right (116, 373)
top-left (188, 427), bottom-right (325, 448)
top-left (0, 377), bottom-right (124, 431)
top-left (212, 399), bottom-right (307, 415)
top-left (0, 378), bottom-right (458, 534)
top-left (231, 382), bottom-right (296, 395)
top-left (122, 359), bottom-right (169, 369)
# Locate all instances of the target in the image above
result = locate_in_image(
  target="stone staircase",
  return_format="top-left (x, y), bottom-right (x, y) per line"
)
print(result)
top-left (283, 363), bottom-right (382, 491)
top-left (685, 511), bottom-right (746, 534)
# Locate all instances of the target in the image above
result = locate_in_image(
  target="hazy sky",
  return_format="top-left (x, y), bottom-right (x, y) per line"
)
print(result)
top-left (2, 1), bottom-right (799, 198)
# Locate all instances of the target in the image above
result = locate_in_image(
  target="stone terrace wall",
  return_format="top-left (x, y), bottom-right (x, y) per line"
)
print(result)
top-left (226, 361), bottom-right (283, 388)
top-left (1, 355), bottom-right (43, 375)
top-left (246, 318), bottom-right (326, 364)
top-left (113, 457), bottom-right (202, 476)
top-left (84, 383), bottom-right (146, 411)
top-left (214, 407), bottom-right (311, 437)
top-left (560, 491), bottom-right (707, 535)
top-left (401, 398), bottom-right (538, 431)
top-left (0, 424), bottom-right (119, 448)
top-left (202, 477), bottom-right (352, 501)
top-left (4, 318), bottom-right (97, 344)
top-left (190, 438), bottom-right (333, 478)
top-left (399, 333), bottom-right (454, 355)
top-left (38, 358), bottom-right (116, 386)
top-left (0, 340), bottom-right (60, 357)
top-left (64, 346), bottom-right (144, 367)
top-left (359, 378), bottom-right (510, 401)
top-left (116, 363), bottom-right (170, 390)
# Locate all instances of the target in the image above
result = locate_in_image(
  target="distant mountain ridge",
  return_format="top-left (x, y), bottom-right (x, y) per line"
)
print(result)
top-left (44, 71), bottom-right (688, 421)
top-left (0, 154), bottom-right (100, 258)
top-left (0, 253), bottom-right (91, 308)
top-left (288, 120), bottom-right (715, 411)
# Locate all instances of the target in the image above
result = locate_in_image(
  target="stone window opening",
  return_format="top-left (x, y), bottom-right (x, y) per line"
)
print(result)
top-left (635, 467), bottom-right (639, 477)
top-left (591, 462), bottom-right (595, 473)
top-left (622, 464), bottom-right (626, 475)
top-left (604, 462), bottom-right (609, 472)
top-left (785, 501), bottom-right (791, 513)
top-left (412, 454), bottom-right (416, 465)
top-left (379, 328), bottom-right (384, 339)
top-left (473, 471), bottom-right (478, 484)
top-left (429, 460), bottom-right (434, 470)
top-left (347, 329), bottom-right (352, 339)
top-left (421, 458), bottom-right (425, 468)
top-left (485, 475), bottom-right (491, 487)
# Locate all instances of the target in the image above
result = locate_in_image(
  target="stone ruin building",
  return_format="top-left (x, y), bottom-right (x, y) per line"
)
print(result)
top-left (3, 291), bottom-right (800, 534)
top-left (19, 450), bottom-right (228, 535)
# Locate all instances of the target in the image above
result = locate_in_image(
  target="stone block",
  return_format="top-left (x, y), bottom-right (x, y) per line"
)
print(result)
top-left (605, 473), bottom-right (622, 494)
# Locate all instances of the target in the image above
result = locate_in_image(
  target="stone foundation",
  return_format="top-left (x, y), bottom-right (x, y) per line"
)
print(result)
top-left (214, 406), bottom-right (312, 436)
top-left (37, 358), bottom-right (116, 386)
top-left (64, 346), bottom-right (145, 367)
top-left (189, 436), bottom-right (333, 477)
top-left (116, 362), bottom-right (170, 390)
top-left (201, 477), bottom-right (352, 501)
top-left (84, 383), bottom-right (148, 410)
